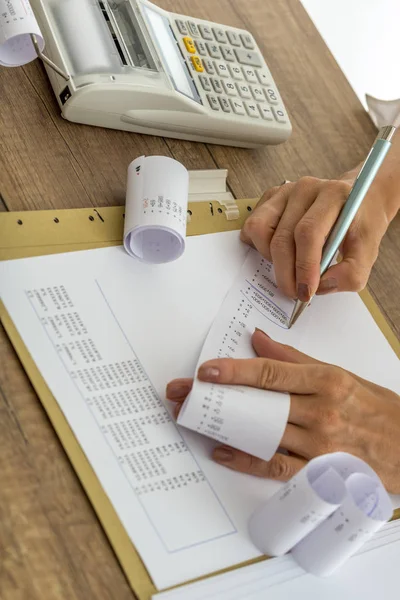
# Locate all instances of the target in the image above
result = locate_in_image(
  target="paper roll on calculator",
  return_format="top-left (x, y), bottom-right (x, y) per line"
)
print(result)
top-left (0, 0), bottom-right (44, 66)
top-left (123, 156), bottom-right (189, 264)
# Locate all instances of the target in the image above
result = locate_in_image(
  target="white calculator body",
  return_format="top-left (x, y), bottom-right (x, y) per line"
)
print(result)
top-left (32, 0), bottom-right (292, 148)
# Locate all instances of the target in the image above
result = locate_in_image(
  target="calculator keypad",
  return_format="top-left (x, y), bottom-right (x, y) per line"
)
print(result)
top-left (198, 24), bottom-right (213, 40)
top-left (213, 28), bottom-right (228, 44)
top-left (221, 46), bottom-right (235, 62)
top-left (215, 61), bottom-right (229, 78)
top-left (174, 18), bottom-right (288, 125)
top-left (206, 42), bottom-right (222, 59)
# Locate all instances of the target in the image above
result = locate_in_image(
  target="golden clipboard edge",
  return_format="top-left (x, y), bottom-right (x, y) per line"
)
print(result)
top-left (0, 199), bottom-right (399, 600)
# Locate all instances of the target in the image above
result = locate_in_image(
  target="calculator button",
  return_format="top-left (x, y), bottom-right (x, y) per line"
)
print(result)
top-left (256, 70), bottom-right (271, 86)
top-left (207, 94), bottom-right (220, 110)
top-left (211, 78), bottom-right (223, 94)
top-left (195, 40), bottom-right (207, 55)
top-left (223, 79), bottom-right (237, 96)
top-left (176, 20), bottom-right (188, 35)
top-left (199, 75), bottom-right (212, 91)
top-left (236, 83), bottom-right (252, 99)
top-left (229, 64), bottom-right (243, 80)
top-left (214, 61), bottom-right (229, 78)
top-left (251, 85), bottom-right (265, 102)
top-left (234, 48), bottom-right (262, 67)
top-left (240, 33), bottom-right (255, 49)
top-left (230, 98), bottom-right (246, 115)
top-left (220, 46), bottom-right (235, 62)
top-left (187, 21), bottom-right (200, 37)
top-left (244, 101), bottom-right (259, 118)
top-left (227, 30), bottom-right (241, 46)
top-left (264, 87), bottom-right (279, 104)
top-left (272, 106), bottom-right (288, 123)
top-left (203, 58), bottom-right (215, 74)
top-left (213, 28), bottom-right (228, 43)
top-left (206, 42), bottom-right (222, 59)
top-left (198, 24), bottom-right (213, 40)
top-left (219, 96), bottom-right (231, 112)
top-left (190, 56), bottom-right (204, 72)
top-left (243, 67), bottom-right (258, 83)
top-left (259, 104), bottom-right (274, 120)
top-left (183, 36), bottom-right (196, 54)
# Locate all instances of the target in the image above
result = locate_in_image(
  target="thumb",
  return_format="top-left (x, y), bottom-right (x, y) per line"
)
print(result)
top-left (252, 328), bottom-right (322, 365)
top-left (317, 223), bottom-right (381, 294)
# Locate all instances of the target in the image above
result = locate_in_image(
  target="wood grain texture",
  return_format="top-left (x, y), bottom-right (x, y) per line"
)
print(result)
top-left (0, 1), bottom-right (398, 599)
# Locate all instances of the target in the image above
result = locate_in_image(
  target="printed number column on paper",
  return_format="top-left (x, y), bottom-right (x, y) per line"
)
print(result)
top-left (25, 284), bottom-right (235, 551)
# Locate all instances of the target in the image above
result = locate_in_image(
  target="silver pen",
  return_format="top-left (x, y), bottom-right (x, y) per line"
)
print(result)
top-left (289, 125), bottom-right (397, 328)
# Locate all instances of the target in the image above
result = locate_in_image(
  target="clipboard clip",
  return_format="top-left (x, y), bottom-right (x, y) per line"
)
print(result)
top-left (30, 34), bottom-right (70, 82)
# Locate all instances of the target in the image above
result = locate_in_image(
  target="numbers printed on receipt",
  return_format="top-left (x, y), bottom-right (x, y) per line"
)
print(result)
top-left (0, 0), bottom-right (45, 66)
top-left (178, 249), bottom-right (294, 462)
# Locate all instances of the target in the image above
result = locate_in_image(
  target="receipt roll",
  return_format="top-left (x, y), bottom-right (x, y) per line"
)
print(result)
top-left (0, 0), bottom-right (44, 67)
top-left (249, 452), bottom-right (393, 576)
top-left (123, 156), bottom-right (189, 264)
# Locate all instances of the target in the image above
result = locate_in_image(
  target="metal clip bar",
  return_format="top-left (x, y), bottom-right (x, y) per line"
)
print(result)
top-left (30, 34), bottom-right (70, 82)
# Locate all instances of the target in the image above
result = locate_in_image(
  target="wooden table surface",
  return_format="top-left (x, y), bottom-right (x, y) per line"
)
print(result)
top-left (0, 1), bottom-right (399, 599)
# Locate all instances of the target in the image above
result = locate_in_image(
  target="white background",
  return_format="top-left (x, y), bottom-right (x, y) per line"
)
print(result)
top-left (300, 0), bottom-right (400, 108)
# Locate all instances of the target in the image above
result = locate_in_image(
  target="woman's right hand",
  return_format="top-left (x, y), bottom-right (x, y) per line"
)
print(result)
top-left (240, 174), bottom-right (398, 303)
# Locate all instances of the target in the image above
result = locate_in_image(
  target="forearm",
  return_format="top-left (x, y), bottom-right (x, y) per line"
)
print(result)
top-left (342, 129), bottom-right (400, 221)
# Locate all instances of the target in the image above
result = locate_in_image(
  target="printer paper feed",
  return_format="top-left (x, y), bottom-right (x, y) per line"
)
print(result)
top-left (124, 156), bottom-right (189, 264)
top-left (249, 452), bottom-right (393, 576)
top-left (0, 0), bottom-right (44, 66)
top-left (178, 249), bottom-right (294, 461)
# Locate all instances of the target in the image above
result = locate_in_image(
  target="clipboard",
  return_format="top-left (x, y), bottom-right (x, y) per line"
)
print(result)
top-left (1, 198), bottom-right (399, 600)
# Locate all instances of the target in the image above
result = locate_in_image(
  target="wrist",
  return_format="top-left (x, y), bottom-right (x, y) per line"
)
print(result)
top-left (340, 166), bottom-right (400, 221)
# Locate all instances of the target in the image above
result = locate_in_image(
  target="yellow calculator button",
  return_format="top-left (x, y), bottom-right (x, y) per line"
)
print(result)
top-left (183, 36), bottom-right (196, 53)
top-left (190, 56), bottom-right (204, 72)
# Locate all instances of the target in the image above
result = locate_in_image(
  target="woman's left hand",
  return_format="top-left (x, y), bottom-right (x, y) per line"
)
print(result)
top-left (166, 329), bottom-right (400, 493)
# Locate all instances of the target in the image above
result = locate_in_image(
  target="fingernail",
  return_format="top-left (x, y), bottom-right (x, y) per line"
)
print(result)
top-left (213, 447), bottom-right (233, 462)
top-left (166, 384), bottom-right (191, 399)
top-left (297, 283), bottom-right (311, 303)
top-left (317, 278), bottom-right (338, 295)
top-left (254, 327), bottom-right (270, 338)
top-left (198, 366), bottom-right (220, 381)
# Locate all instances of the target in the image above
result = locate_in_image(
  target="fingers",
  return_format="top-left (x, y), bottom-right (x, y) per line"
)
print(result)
top-left (252, 329), bottom-right (322, 365)
top-left (213, 446), bottom-right (306, 480)
top-left (270, 181), bottom-right (319, 298)
top-left (197, 357), bottom-right (326, 397)
top-left (317, 217), bottom-right (383, 294)
top-left (240, 185), bottom-right (291, 260)
top-left (166, 378), bottom-right (193, 401)
top-left (241, 177), bottom-right (369, 300)
top-left (294, 180), bottom-right (351, 300)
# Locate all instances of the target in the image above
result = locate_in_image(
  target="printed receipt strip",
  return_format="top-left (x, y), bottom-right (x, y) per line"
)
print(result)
top-left (178, 248), bottom-right (295, 461)
top-left (0, 0), bottom-right (44, 66)
top-left (124, 156), bottom-right (189, 264)
top-left (249, 452), bottom-right (393, 576)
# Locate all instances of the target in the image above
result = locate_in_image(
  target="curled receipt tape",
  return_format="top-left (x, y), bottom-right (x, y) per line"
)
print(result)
top-left (249, 452), bottom-right (393, 576)
top-left (123, 156), bottom-right (189, 264)
top-left (0, 0), bottom-right (44, 66)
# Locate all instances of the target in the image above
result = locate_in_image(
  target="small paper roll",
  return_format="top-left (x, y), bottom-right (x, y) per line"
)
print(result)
top-left (248, 452), bottom-right (392, 576)
top-left (123, 156), bottom-right (189, 264)
top-left (0, 0), bottom-right (44, 67)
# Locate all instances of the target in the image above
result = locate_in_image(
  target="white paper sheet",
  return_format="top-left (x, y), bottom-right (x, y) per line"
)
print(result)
top-left (0, 232), bottom-right (399, 590)
top-left (0, 0), bottom-right (44, 66)
top-left (124, 156), bottom-right (189, 264)
top-left (249, 452), bottom-right (393, 575)
top-left (152, 519), bottom-right (400, 600)
top-left (178, 250), bottom-right (294, 460)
